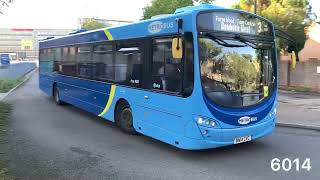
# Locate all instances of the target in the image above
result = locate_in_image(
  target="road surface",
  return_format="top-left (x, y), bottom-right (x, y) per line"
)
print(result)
top-left (3, 72), bottom-right (320, 180)
top-left (0, 61), bottom-right (36, 80)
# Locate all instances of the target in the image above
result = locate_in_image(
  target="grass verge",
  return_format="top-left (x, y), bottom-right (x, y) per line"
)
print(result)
top-left (0, 78), bottom-right (24, 93)
top-left (0, 102), bottom-right (14, 180)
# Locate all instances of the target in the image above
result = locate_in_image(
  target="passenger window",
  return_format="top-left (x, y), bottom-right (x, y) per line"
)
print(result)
top-left (53, 48), bottom-right (61, 61)
top-left (46, 49), bottom-right (54, 61)
top-left (39, 49), bottom-right (45, 61)
top-left (69, 47), bottom-right (76, 60)
top-left (39, 49), bottom-right (54, 73)
top-left (152, 38), bottom-right (182, 93)
top-left (115, 41), bottom-right (142, 87)
top-left (93, 44), bottom-right (112, 52)
top-left (92, 44), bottom-right (114, 81)
top-left (77, 46), bottom-right (92, 78)
top-left (62, 47), bottom-right (69, 61)
top-left (60, 47), bottom-right (76, 76)
top-left (53, 48), bottom-right (61, 72)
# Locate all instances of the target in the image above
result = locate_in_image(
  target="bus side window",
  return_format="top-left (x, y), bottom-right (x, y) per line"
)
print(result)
top-left (39, 49), bottom-right (54, 74)
top-left (76, 46), bottom-right (92, 78)
top-left (92, 44), bottom-right (114, 81)
top-left (39, 49), bottom-right (45, 61)
top-left (115, 41), bottom-right (142, 87)
top-left (151, 38), bottom-right (182, 93)
top-left (47, 49), bottom-right (54, 62)
top-left (60, 47), bottom-right (77, 76)
top-left (53, 48), bottom-right (62, 72)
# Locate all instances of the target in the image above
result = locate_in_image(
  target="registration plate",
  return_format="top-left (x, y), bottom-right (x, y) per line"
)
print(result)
top-left (234, 135), bottom-right (252, 144)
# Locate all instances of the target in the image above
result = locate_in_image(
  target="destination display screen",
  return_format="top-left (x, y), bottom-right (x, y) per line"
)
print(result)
top-left (197, 12), bottom-right (272, 36)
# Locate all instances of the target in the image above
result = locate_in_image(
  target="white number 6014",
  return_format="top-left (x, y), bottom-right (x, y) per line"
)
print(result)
top-left (271, 158), bottom-right (311, 172)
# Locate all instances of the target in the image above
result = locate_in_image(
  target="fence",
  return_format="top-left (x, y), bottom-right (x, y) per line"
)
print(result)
top-left (279, 59), bottom-right (320, 92)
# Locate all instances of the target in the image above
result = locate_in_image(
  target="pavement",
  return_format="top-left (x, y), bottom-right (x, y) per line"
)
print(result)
top-left (278, 90), bottom-right (320, 109)
top-left (1, 72), bottom-right (320, 180)
top-left (277, 90), bottom-right (320, 130)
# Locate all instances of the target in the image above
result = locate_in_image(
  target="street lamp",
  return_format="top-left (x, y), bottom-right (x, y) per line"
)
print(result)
top-left (254, 0), bottom-right (257, 14)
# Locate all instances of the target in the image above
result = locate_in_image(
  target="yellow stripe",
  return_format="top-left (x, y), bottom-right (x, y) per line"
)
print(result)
top-left (99, 85), bottom-right (116, 117)
top-left (103, 29), bottom-right (113, 40)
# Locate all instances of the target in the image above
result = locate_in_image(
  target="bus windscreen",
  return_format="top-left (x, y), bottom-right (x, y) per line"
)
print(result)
top-left (197, 12), bottom-right (272, 36)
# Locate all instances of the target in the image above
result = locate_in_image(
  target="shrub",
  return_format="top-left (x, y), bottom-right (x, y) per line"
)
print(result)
top-left (0, 78), bottom-right (23, 93)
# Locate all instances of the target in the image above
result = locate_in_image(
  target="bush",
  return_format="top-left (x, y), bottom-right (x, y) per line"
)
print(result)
top-left (0, 102), bottom-right (14, 179)
top-left (0, 102), bottom-right (11, 121)
top-left (0, 78), bottom-right (23, 93)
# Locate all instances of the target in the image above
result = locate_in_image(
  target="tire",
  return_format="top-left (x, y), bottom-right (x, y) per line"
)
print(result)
top-left (116, 103), bottom-right (137, 135)
top-left (53, 85), bottom-right (64, 105)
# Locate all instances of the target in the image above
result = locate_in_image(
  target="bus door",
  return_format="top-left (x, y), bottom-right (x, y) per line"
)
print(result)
top-left (138, 36), bottom-right (190, 140)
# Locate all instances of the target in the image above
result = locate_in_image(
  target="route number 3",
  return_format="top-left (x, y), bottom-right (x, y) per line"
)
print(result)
top-left (271, 158), bottom-right (311, 172)
top-left (257, 22), bottom-right (262, 33)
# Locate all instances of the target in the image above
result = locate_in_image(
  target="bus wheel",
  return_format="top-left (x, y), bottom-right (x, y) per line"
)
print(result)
top-left (117, 103), bottom-right (137, 135)
top-left (53, 85), bottom-right (64, 105)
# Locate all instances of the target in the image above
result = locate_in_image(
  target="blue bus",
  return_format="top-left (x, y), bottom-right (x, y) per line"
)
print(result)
top-left (0, 53), bottom-right (10, 67)
top-left (39, 4), bottom-right (277, 150)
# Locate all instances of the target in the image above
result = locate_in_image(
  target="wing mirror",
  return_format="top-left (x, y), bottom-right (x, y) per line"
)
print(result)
top-left (172, 38), bottom-right (183, 59)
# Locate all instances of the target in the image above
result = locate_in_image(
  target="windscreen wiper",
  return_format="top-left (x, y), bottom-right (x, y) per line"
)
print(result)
top-left (234, 34), bottom-right (272, 50)
top-left (203, 32), bottom-right (246, 48)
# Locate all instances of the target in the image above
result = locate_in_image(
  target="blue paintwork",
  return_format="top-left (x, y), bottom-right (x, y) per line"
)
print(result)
top-left (203, 93), bottom-right (276, 126)
top-left (39, 4), bottom-right (277, 150)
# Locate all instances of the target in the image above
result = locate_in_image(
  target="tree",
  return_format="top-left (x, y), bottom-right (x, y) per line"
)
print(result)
top-left (142, 0), bottom-right (215, 19)
top-left (0, 0), bottom-right (13, 15)
top-left (143, 0), bottom-right (192, 19)
top-left (80, 18), bottom-right (107, 31)
top-left (195, 0), bottom-right (216, 3)
top-left (222, 52), bottom-right (258, 91)
top-left (232, 0), bottom-right (312, 51)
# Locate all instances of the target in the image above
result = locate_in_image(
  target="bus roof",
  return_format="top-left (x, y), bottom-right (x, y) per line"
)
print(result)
top-left (39, 4), bottom-right (227, 49)
top-left (39, 4), bottom-right (273, 49)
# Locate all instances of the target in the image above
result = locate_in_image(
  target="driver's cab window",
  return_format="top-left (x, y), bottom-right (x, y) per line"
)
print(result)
top-left (152, 38), bottom-right (182, 93)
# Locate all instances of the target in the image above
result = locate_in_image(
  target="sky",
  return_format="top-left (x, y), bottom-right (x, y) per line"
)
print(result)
top-left (0, 0), bottom-right (318, 29)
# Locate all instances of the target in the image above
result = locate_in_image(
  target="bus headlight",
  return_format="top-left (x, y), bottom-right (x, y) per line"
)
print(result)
top-left (196, 116), bottom-right (217, 128)
top-left (210, 120), bottom-right (216, 127)
top-left (269, 108), bottom-right (277, 117)
top-left (197, 117), bottom-right (204, 125)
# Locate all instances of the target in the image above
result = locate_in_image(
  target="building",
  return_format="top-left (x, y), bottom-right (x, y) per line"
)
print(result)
top-left (0, 19), bottom-right (132, 60)
top-left (280, 22), bottom-right (320, 62)
top-left (279, 22), bottom-right (320, 92)
top-left (298, 22), bottom-right (320, 62)
top-left (0, 28), bottom-right (73, 60)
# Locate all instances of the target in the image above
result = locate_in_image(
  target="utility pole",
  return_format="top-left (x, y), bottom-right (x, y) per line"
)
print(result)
top-left (254, 0), bottom-right (257, 14)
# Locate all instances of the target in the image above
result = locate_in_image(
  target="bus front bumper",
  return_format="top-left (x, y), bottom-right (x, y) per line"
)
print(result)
top-left (180, 117), bottom-right (276, 150)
